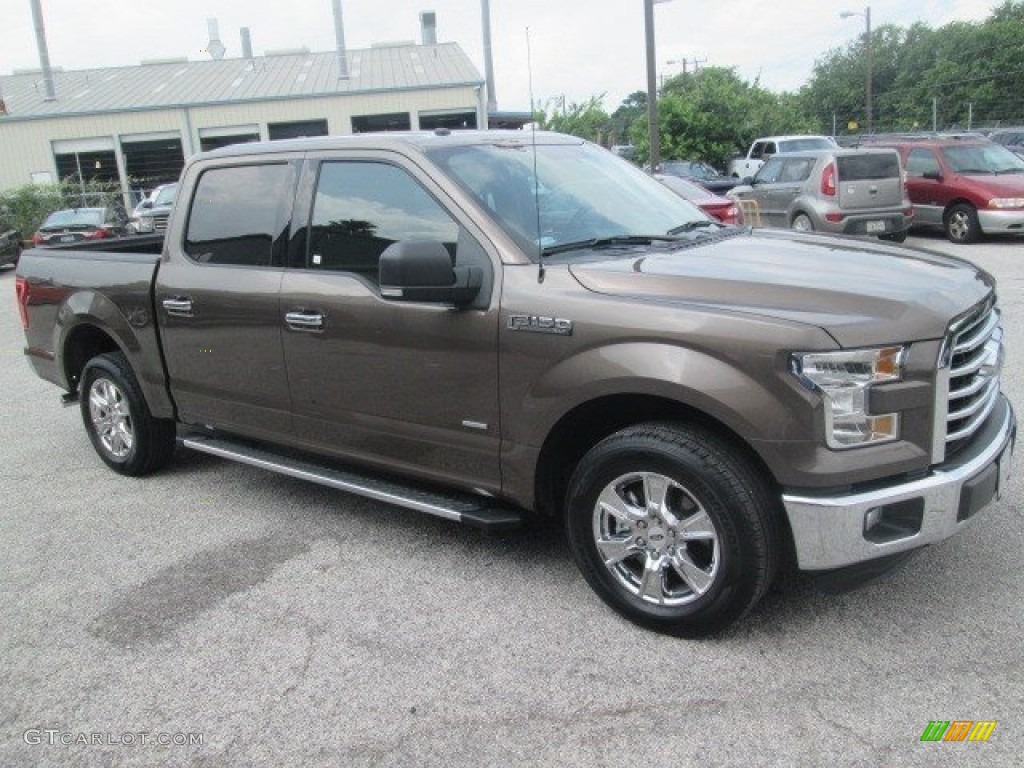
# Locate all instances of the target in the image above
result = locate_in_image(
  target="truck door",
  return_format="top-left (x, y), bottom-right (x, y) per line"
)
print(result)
top-left (279, 155), bottom-right (501, 492)
top-left (156, 158), bottom-right (299, 441)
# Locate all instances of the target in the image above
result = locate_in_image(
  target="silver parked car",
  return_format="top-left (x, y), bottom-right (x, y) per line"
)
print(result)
top-left (729, 148), bottom-right (913, 241)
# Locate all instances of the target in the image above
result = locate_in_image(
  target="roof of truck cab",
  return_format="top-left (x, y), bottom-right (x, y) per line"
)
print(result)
top-left (195, 130), bottom-right (585, 159)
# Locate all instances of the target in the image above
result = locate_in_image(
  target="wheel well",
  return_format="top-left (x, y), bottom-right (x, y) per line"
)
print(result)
top-left (533, 394), bottom-right (777, 520)
top-left (63, 325), bottom-right (119, 392)
top-left (944, 199), bottom-right (977, 217)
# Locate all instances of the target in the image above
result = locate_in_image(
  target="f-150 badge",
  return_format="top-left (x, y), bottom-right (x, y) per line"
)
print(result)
top-left (507, 315), bottom-right (573, 335)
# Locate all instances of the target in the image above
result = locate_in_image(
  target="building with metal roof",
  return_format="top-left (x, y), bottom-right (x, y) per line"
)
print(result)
top-left (0, 40), bottom-right (489, 202)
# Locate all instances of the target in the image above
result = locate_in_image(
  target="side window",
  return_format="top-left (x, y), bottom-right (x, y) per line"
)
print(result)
top-left (185, 163), bottom-right (295, 266)
top-left (755, 157), bottom-right (785, 183)
top-left (780, 158), bottom-right (813, 182)
top-left (308, 162), bottom-right (459, 281)
top-left (763, 142), bottom-right (778, 157)
top-left (906, 149), bottom-right (941, 177)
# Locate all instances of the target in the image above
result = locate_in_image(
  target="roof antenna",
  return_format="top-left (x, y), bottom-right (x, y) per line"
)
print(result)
top-left (526, 27), bottom-right (544, 283)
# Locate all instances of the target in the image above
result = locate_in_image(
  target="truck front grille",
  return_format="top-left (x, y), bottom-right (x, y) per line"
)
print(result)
top-left (153, 212), bottom-right (170, 231)
top-left (944, 298), bottom-right (1003, 456)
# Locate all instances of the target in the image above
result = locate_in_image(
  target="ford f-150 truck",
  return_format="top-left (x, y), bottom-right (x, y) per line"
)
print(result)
top-left (15, 131), bottom-right (1015, 637)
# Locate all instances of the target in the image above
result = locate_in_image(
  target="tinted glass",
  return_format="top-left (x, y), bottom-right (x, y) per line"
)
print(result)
top-left (778, 138), bottom-right (835, 152)
top-left (906, 149), bottom-right (941, 176)
top-left (185, 163), bottom-right (294, 266)
top-left (308, 162), bottom-right (459, 279)
top-left (755, 157), bottom-right (786, 183)
top-left (942, 144), bottom-right (1024, 174)
top-left (153, 184), bottom-right (178, 206)
top-left (428, 141), bottom-right (715, 259)
top-left (837, 153), bottom-right (900, 180)
top-left (780, 158), bottom-right (814, 182)
top-left (42, 209), bottom-right (104, 228)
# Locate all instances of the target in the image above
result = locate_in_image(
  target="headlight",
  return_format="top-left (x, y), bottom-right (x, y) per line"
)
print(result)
top-left (988, 198), bottom-right (1024, 209)
top-left (791, 346), bottom-right (904, 449)
top-left (134, 216), bottom-right (155, 233)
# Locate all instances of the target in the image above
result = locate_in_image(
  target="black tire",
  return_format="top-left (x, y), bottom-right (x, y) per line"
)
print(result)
top-left (565, 423), bottom-right (779, 637)
top-left (879, 231), bottom-right (908, 243)
top-left (944, 203), bottom-right (981, 244)
top-left (791, 213), bottom-right (814, 232)
top-left (80, 352), bottom-right (176, 476)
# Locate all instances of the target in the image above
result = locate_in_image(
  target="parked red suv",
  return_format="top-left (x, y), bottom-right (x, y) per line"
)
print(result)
top-left (870, 137), bottom-right (1024, 243)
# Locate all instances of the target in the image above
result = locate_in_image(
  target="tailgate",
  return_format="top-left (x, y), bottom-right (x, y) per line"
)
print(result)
top-left (836, 153), bottom-right (904, 210)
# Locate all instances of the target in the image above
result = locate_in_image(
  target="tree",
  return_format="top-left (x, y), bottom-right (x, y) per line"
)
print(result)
top-left (534, 95), bottom-right (611, 144)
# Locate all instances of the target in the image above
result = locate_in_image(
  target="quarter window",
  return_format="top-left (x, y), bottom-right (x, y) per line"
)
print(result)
top-left (184, 163), bottom-right (295, 266)
top-left (307, 162), bottom-right (459, 280)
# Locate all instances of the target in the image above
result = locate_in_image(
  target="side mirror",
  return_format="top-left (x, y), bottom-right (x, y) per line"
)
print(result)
top-left (741, 176), bottom-right (755, 185)
top-left (379, 240), bottom-right (481, 307)
top-left (922, 170), bottom-right (943, 181)
top-left (141, 200), bottom-right (153, 209)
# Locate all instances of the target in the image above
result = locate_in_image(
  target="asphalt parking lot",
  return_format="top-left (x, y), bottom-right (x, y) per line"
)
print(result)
top-left (1, 231), bottom-right (1022, 767)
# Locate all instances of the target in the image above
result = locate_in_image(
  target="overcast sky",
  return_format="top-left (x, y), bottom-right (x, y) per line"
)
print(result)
top-left (2, 0), bottom-right (998, 112)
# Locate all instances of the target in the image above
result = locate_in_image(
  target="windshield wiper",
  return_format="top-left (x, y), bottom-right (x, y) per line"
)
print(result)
top-left (957, 167), bottom-right (994, 174)
top-left (995, 167), bottom-right (1024, 175)
top-left (541, 234), bottom-right (679, 257)
top-left (668, 220), bottom-right (722, 235)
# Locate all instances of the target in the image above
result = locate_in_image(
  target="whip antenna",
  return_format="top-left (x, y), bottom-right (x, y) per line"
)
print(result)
top-left (526, 27), bottom-right (544, 282)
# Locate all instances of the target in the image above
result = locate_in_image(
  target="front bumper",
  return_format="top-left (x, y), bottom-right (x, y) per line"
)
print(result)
top-left (977, 209), bottom-right (1024, 235)
top-left (782, 395), bottom-right (1015, 570)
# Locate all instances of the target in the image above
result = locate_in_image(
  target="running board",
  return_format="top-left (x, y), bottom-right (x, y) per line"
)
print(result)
top-left (181, 434), bottom-right (523, 531)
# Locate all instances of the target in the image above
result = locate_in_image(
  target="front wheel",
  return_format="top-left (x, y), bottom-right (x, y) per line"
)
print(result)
top-left (944, 203), bottom-right (981, 244)
top-left (80, 352), bottom-right (176, 476)
top-left (565, 424), bottom-right (779, 637)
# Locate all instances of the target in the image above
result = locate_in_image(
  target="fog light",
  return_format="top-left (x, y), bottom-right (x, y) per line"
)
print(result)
top-left (864, 507), bottom-right (883, 533)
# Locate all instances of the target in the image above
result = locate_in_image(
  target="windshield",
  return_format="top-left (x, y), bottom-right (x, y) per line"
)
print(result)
top-left (778, 137), bottom-right (835, 152)
top-left (42, 209), bottom-right (104, 228)
top-left (426, 140), bottom-right (711, 259)
top-left (942, 144), bottom-right (1024, 174)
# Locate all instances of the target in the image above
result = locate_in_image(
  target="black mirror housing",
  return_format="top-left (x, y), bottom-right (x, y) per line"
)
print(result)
top-left (379, 240), bottom-right (481, 307)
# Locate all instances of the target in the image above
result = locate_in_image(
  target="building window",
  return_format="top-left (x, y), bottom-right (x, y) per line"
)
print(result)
top-left (307, 161), bottom-right (458, 280)
top-left (268, 119), bottom-right (328, 141)
top-left (419, 111), bottom-right (477, 131)
top-left (54, 150), bottom-right (118, 186)
top-left (351, 113), bottom-right (411, 133)
top-left (184, 163), bottom-right (296, 266)
top-left (122, 137), bottom-right (185, 189)
top-left (200, 134), bottom-right (260, 152)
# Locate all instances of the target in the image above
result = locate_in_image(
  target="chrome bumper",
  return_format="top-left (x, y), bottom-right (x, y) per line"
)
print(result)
top-left (782, 397), bottom-right (1015, 571)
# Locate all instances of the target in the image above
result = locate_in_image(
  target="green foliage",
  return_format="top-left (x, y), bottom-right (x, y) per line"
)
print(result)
top-left (629, 67), bottom-right (815, 169)
top-left (534, 95), bottom-right (612, 144)
top-left (801, 1), bottom-right (1024, 132)
top-left (0, 178), bottom-right (126, 238)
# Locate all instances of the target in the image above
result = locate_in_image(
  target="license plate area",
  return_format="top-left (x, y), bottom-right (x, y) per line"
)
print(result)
top-left (865, 220), bottom-right (886, 233)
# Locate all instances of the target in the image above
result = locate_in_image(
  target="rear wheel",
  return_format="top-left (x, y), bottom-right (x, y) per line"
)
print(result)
top-left (791, 213), bottom-right (814, 232)
top-left (565, 423), bottom-right (779, 637)
top-left (944, 203), bottom-right (981, 244)
top-left (80, 352), bottom-right (176, 476)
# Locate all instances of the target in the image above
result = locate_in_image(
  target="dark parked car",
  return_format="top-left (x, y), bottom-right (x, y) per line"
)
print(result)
top-left (658, 160), bottom-right (740, 194)
top-left (1, 228), bottom-right (22, 267)
top-left (654, 174), bottom-right (739, 224)
top-left (31, 207), bottom-right (129, 246)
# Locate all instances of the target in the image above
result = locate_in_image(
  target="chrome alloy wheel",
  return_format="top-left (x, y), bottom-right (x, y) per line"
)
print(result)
top-left (947, 210), bottom-right (971, 241)
top-left (88, 377), bottom-right (135, 459)
top-left (592, 472), bottom-right (721, 606)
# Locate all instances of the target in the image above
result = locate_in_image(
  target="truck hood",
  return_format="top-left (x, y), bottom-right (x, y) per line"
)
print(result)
top-left (568, 230), bottom-right (994, 347)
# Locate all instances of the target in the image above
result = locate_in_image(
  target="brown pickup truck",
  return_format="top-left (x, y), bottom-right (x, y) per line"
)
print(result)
top-left (15, 131), bottom-right (1015, 636)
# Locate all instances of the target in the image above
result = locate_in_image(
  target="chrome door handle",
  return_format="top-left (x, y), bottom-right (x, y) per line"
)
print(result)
top-left (162, 297), bottom-right (193, 317)
top-left (285, 311), bottom-right (325, 330)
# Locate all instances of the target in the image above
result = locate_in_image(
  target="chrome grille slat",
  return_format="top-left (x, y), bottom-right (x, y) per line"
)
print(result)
top-left (943, 302), bottom-right (1002, 455)
top-left (952, 310), bottom-right (999, 354)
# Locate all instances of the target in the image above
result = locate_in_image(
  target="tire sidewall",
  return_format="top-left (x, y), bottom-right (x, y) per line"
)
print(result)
top-left (566, 435), bottom-right (763, 633)
top-left (80, 354), bottom-right (146, 474)
top-left (945, 204), bottom-right (979, 243)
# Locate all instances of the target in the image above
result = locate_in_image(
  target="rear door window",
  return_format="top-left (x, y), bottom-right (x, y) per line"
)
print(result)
top-left (184, 163), bottom-right (296, 266)
top-left (837, 153), bottom-right (900, 181)
top-left (906, 149), bottom-right (941, 177)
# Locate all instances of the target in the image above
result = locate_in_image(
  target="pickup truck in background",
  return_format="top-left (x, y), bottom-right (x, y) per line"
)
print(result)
top-left (727, 134), bottom-right (838, 178)
top-left (15, 131), bottom-right (1015, 637)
